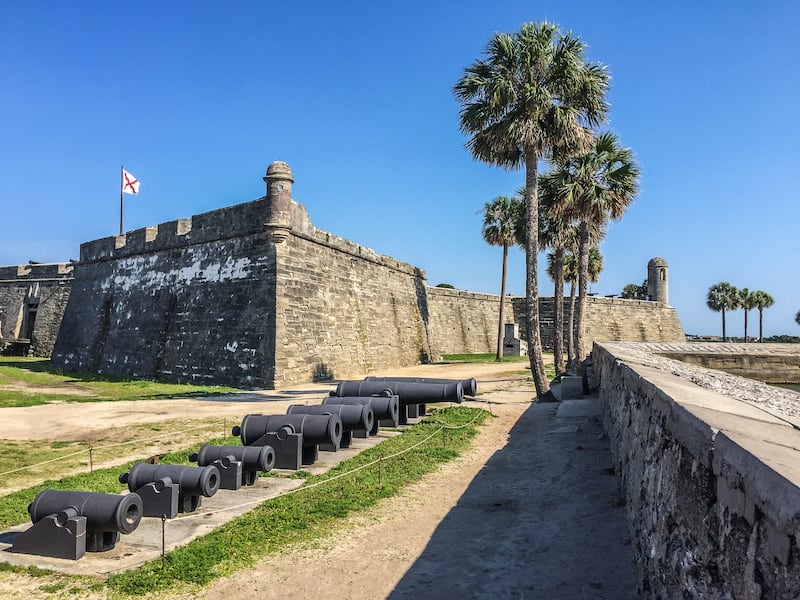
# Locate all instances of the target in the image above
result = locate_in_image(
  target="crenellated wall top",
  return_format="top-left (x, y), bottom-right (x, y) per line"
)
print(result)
top-left (0, 262), bottom-right (74, 282)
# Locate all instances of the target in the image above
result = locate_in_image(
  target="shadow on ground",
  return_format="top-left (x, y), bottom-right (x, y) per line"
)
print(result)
top-left (387, 400), bottom-right (638, 599)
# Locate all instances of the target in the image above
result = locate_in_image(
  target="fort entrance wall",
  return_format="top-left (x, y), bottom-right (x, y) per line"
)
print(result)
top-left (0, 263), bottom-right (73, 357)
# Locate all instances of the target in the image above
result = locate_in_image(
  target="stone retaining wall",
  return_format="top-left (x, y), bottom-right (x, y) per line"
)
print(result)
top-left (592, 342), bottom-right (800, 598)
top-left (660, 349), bottom-right (800, 383)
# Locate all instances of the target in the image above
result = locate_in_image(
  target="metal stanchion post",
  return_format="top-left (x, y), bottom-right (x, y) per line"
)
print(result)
top-left (161, 515), bottom-right (167, 568)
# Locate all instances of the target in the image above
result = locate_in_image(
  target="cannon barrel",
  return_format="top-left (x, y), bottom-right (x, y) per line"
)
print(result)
top-left (28, 489), bottom-right (142, 535)
top-left (364, 376), bottom-right (477, 397)
top-left (334, 380), bottom-right (463, 405)
top-left (120, 463), bottom-right (220, 498)
top-left (286, 403), bottom-right (374, 433)
top-left (234, 413), bottom-right (342, 448)
top-left (322, 395), bottom-right (399, 424)
top-left (190, 444), bottom-right (275, 473)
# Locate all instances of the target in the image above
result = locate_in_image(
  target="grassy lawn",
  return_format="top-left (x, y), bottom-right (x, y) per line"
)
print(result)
top-left (441, 352), bottom-right (557, 381)
top-left (441, 352), bottom-right (529, 363)
top-left (0, 357), bottom-right (239, 407)
top-left (0, 418), bottom-right (231, 496)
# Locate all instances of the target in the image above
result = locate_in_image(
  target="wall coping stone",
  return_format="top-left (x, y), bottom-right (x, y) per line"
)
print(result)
top-left (595, 342), bottom-right (800, 534)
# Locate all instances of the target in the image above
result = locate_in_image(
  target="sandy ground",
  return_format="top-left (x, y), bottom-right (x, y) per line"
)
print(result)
top-left (0, 361), bottom-right (638, 599)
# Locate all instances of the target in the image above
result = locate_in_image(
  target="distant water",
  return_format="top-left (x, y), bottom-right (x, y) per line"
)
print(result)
top-left (772, 383), bottom-right (800, 394)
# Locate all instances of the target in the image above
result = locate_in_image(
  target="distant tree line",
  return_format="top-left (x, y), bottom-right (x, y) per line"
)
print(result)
top-left (621, 280), bottom-right (647, 300)
top-left (705, 282), bottom-right (775, 342)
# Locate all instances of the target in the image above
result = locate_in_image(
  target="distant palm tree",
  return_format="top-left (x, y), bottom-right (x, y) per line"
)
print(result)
top-left (482, 195), bottom-right (524, 360)
top-left (751, 290), bottom-right (775, 342)
top-left (739, 288), bottom-right (757, 342)
top-left (707, 282), bottom-right (740, 341)
top-left (454, 21), bottom-right (609, 402)
top-left (544, 132), bottom-right (640, 366)
top-left (796, 309), bottom-right (800, 327)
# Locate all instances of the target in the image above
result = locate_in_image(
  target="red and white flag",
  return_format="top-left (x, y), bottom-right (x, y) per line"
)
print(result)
top-left (122, 168), bottom-right (140, 195)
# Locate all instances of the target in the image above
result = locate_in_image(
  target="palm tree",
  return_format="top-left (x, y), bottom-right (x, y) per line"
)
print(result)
top-left (540, 188), bottom-right (579, 376)
top-left (560, 245), bottom-right (602, 371)
top-left (454, 21), bottom-right (609, 401)
top-left (563, 248), bottom-right (579, 367)
top-left (751, 290), bottom-right (775, 342)
top-left (621, 280), bottom-right (647, 299)
top-left (796, 309), bottom-right (800, 327)
top-left (706, 282), bottom-right (740, 341)
top-left (481, 195), bottom-right (524, 361)
top-left (739, 288), bottom-right (757, 342)
top-left (544, 132), bottom-right (640, 367)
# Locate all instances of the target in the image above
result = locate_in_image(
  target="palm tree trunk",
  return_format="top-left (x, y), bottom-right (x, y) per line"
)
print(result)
top-left (743, 310), bottom-right (747, 342)
top-left (523, 152), bottom-right (554, 401)
top-left (496, 244), bottom-right (508, 361)
top-left (758, 308), bottom-right (764, 342)
top-left (574, 220), bottom-right (590, 369)
top-left (552, 247), bottom-right (565, 376)
top-left (722, 308), bottom-right (727, 342)
top-left (567, 280), bottom-right (576, 367)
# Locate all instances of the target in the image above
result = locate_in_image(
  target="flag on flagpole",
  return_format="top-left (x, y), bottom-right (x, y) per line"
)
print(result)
top-left (122, 168), bottom-right (140, 195)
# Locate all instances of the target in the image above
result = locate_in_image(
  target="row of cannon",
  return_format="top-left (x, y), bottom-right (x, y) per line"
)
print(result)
top-left (11, 376), bottom-right (476, 560)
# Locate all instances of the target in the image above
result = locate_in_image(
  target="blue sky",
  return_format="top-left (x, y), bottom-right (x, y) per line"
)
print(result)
top-left (1, 1), bottom-right (798, 338)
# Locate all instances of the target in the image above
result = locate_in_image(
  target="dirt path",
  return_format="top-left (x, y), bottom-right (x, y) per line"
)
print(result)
top-left (199, 376), bottom-right (637, 600)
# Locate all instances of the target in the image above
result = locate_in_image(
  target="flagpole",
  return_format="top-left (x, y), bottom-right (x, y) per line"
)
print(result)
top-left (119, 165), bottom-right (124, 236)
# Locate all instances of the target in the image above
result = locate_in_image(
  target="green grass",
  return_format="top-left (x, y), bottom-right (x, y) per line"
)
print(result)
top-left (441, 353), bottom-right (529, 363)
top-left (0, 419), bottom-right (229, 496)
top-left (105, 406), bottom-right (488, 595)
top-left (0, 358), bottom-right (240, 407)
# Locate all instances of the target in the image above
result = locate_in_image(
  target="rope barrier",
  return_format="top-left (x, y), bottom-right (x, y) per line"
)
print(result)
top-left (0, 448), bottom-right (87, 477)
top-left (173, 408), bottom-right (486, 522)
top-left (0, 420), bottom-right (225, 479)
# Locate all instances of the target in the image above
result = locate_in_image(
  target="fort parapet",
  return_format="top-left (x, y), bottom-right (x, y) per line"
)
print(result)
top-left (593, 342), bottom-right (800, 596)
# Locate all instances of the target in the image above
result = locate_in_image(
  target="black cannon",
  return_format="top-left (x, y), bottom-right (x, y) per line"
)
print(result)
top-left (334, 380), bottom-right (463, 424)
top-left (322, 394), bottom-right (400, 433)
top-left (364, 376), bottom-right (478, 397)
top-left (286, 403), bottom-right (374, 449)
top-left (119, 462), bottom-right (220, 517)
top-left (233, 413), bottom-right (342, 470)
top-left (13, 489), bottom-right (143, 560)
top-left (189, 444), bottom-right (276, 489)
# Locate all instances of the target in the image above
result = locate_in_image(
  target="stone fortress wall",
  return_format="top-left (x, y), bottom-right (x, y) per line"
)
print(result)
top-left (592, 342), bottom-right (800, 597)
top-left (2, 161), bottom-right (685, 386)
top-left (0, 263), bottom-right (73, 357)
top-left (51, 199), bottom-right (280, 387)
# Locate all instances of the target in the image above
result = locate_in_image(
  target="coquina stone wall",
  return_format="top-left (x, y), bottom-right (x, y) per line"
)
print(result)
top-left (592, 342), bottom-right (800, 598)
top-left (511, 296), bottom-right (685, 352)
top-left (0, 263), bottom-right (73, 357)
top-left (272, 203), bottom-right (433, 386)
top-left (52, 200), bottom-right (278, 387)
top-left (427, 288), bottom-right (514, 356)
